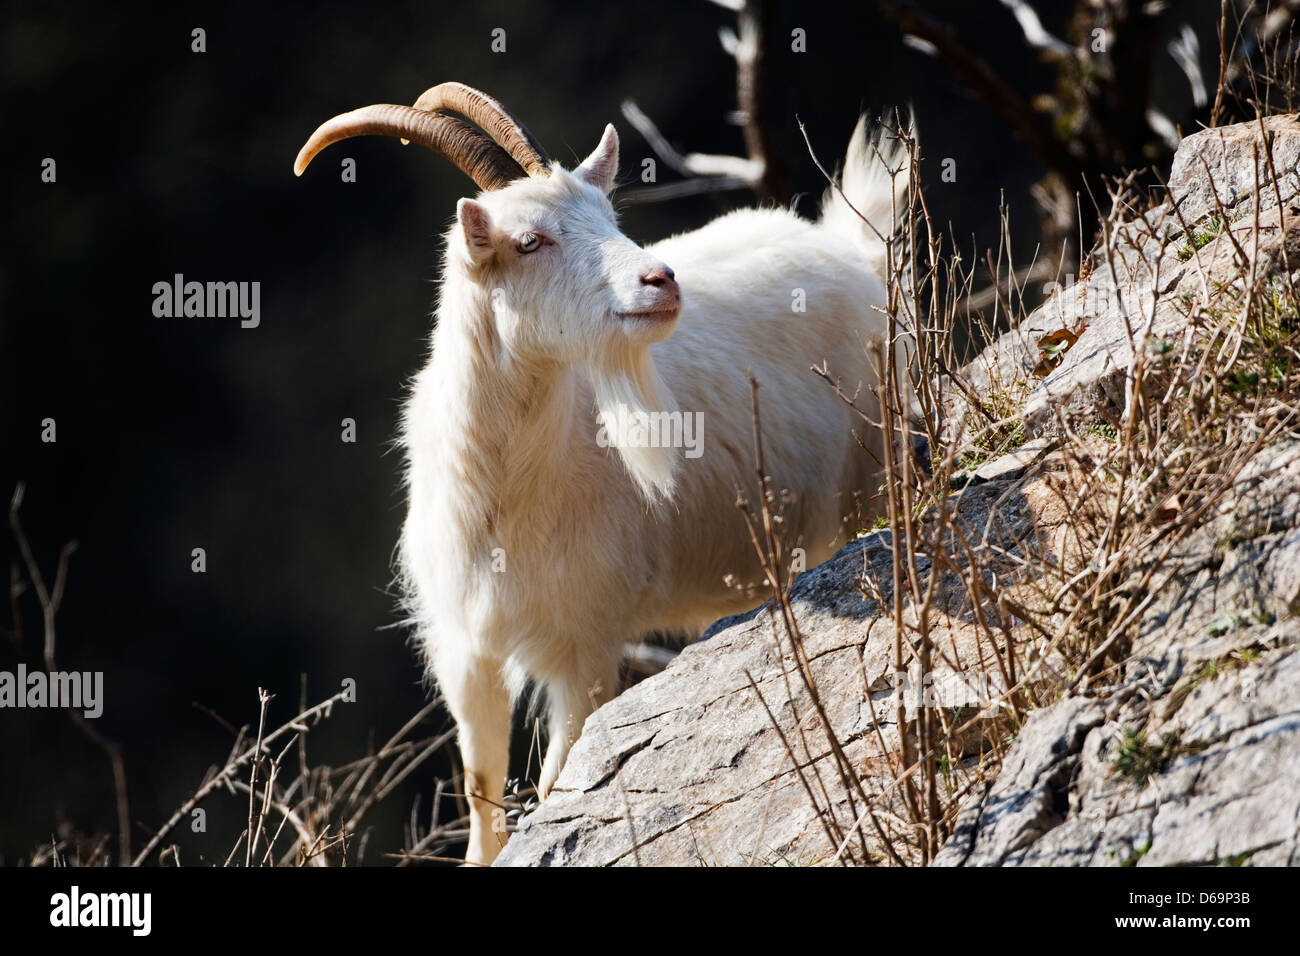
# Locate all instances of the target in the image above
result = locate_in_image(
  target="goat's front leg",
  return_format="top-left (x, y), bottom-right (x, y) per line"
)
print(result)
top-left (538, 661), bottom-right (619, 798)
top-left (435, 650), bottom-right (511, 866)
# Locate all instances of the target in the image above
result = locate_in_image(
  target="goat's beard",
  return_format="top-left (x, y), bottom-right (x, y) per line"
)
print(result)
top-left (587, 344), bottom-right (680, 504)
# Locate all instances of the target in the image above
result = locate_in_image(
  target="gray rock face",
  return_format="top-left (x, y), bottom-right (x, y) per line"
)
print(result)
top-left (937, 443), bottom-right (1300, 867)
top-left (1168, 115), bottom-right (1300, 228)
top-left (971, 114), bottom-right (1300, 436)
top-left (496, 117), bottom-right (1300, 867)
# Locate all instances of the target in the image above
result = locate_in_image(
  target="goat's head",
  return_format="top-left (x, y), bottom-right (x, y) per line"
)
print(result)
top-left (294, 83), bottom-right (681, 363)
top-left (296, 82), bottom-right (684, 499)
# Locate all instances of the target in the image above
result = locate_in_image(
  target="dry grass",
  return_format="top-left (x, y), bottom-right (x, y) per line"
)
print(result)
top-left (6, 511), bottom-right (527, 867)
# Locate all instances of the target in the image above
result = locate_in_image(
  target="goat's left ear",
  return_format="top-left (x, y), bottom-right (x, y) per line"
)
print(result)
top-left (576, 124), bottom-right (619, 194)
top-left (456, 198), bottom-right (496, 264)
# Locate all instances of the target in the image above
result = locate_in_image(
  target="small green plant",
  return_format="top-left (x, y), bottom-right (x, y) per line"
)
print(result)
top-left (1119, 840), bottom-right (1153, 867)
top-left (1206, 612), bottom-right (1249, 637)
top-left (1085, 421), bottom-right (1118, 440)
top-left (1224, 369), bottom-right (1261, 395)
top-left (957, 418), bottom-right (1027, 473)
top-left (1112, 730), bottom-right (1179, 788)
top-left (1176, 215), bottom-right (1224, 261)
top-left (1220, 850), bottom-right (1255, 867)
top-left (956, 448), bottom-right (991, 472)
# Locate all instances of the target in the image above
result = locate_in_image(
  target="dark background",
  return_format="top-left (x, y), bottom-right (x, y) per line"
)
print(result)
top-left (0, 0), bottom-right (1221, 864)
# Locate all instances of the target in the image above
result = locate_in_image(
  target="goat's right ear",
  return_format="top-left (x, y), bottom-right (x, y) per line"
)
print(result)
top-left (456, 198), bottom-right (495, 263)
top-left (576, 124), bottom-right (619, 194)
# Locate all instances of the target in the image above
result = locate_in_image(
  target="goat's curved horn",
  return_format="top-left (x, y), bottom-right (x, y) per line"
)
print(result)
top-left (410, 82), bottom-right (550, 177)
top-left (293, 104), bottom-right (527, 191)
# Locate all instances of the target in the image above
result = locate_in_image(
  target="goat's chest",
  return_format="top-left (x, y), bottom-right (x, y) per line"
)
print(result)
top-left (452, 504), bottom-right (644, 650)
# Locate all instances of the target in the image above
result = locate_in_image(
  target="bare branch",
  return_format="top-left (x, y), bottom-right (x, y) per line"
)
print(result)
top-left (131, 687), bottom-right (348, 866)
top-left (999, 0), bottom-right (1073, 60)
top-left (618, 0), bottom-right (784, 205)
top-left (880, 0), bottom-right (1082, 184)
top-left (9, 483), bottom-right (132, 864)
top-left (1169, 23), bottom-right (1209, 109)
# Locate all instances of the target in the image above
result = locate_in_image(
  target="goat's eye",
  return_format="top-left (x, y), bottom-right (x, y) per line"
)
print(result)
top-left (516, 232), bottom-right (542, 254)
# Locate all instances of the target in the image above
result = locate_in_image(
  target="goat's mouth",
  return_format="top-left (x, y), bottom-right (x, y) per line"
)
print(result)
top-left (615, 305), bottom-right (681, 322)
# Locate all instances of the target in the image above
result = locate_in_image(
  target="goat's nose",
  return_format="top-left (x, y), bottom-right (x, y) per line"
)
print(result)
top-left (640, 265), bottom-right (677, 287)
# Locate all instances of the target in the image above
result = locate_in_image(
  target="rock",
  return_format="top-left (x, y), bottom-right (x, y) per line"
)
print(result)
top-left (935, 440), bottom-right (1300, 867)
top-left (971, 113), bottom-right (1300, 437)
top-left (497, 117), bottom-right (1300, 867)
top-left (933, 698), bottom-right (1105, 867)
top-left (960, 438), bottom-right (1055, 486)
top-left (1167, 114), bottom-right (1300, 228)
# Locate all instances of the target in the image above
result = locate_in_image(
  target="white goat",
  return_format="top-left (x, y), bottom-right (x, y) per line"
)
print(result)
top-left (295, 83), bottom-right (913, 865)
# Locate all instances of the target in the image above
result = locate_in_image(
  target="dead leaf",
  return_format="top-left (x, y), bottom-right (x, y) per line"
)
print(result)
top-left (1032, 324), bottom-right (1089, 378)
top-left (1153, 494), bottom-right (1182, 525)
